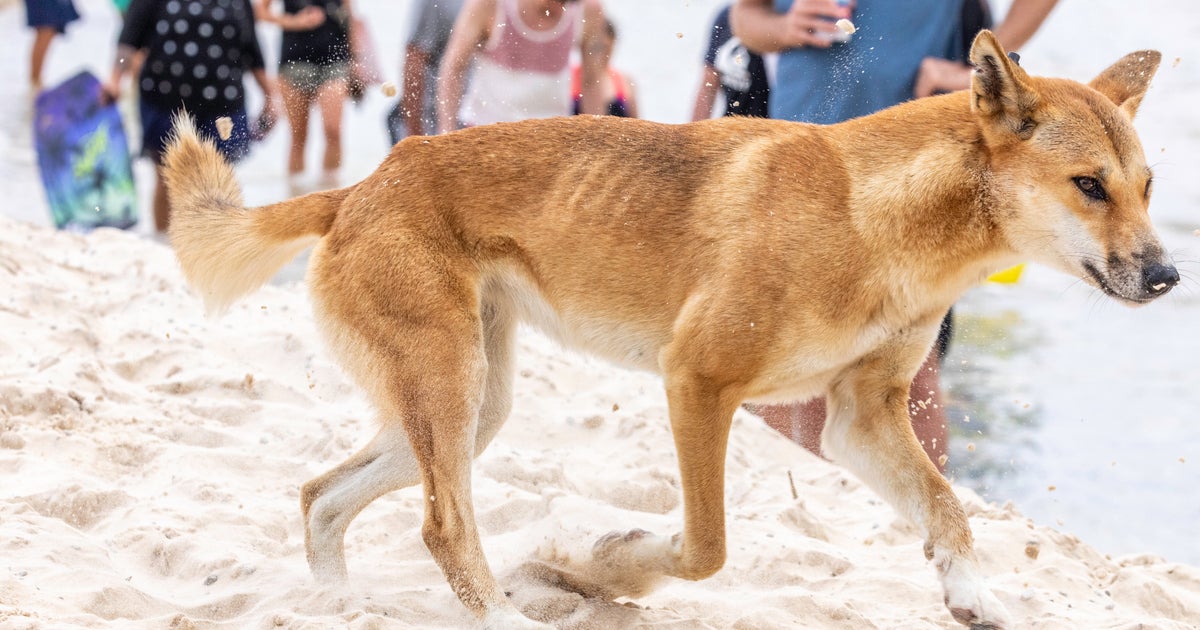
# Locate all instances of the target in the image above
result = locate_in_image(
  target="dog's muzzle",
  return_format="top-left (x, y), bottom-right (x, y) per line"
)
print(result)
top-left (1083, 258), bottom-right (1179, 304)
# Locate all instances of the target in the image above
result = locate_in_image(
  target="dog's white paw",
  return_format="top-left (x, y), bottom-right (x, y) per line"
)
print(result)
top-left (307, 551), bottom-right (349, 584)
top-left (939, 554), bottom-right (1013, 629)
top-left (480, 607), bottom-right (555, 630)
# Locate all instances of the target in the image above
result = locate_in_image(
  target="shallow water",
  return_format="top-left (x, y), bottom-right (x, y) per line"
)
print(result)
top-left (4, 0), bottom-right (1197, 564)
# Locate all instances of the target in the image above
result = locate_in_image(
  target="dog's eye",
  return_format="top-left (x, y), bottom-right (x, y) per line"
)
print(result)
top-left (1073, 176), bottom-right (1107, 201)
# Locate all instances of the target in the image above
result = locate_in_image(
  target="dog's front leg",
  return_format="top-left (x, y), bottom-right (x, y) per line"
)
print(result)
top-left (822, 348), bottom-right (1012, 629)
top-left (660, 368), bottom-right (741, 581)
top-left (554, 367), bottom-right (740, 600)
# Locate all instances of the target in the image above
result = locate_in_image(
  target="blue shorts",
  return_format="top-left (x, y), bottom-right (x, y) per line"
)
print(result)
top-left (24, 0), bottom-right (79, 33)
top-left (140, 102), bottom-right (250, 164)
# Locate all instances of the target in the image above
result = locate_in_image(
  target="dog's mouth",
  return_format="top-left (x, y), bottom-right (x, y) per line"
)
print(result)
top-left (1082, 261), bottom-right (1156, 305)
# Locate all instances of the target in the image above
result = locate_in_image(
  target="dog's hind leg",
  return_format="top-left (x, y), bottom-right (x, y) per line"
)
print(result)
top-left (391, 315), bottom-right (550, 628)
top-left (821, 342), bottom-right (1012, 629)
top-left (306, 268), bottom-right (543, 626)
top-left (471, 298), bottom-right (518, 455)
top-left (302, 298), bottom-right (520, 591)
top-left (302, 420), bottom-right (420, 582)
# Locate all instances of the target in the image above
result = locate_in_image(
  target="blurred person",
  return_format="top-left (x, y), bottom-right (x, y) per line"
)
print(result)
top-left (915, 0), bottom-right (1055, 98)
top-left (386, 0), bottom-right (464, 143)
top-left (24, 0), bottom-right (80, 92)
top-left (731, 0), bottom-right (1057, 470)
top-left (256, 0), bottom-right (352, 192)
top-left (104, 0), bottom-right (277, 234)
top-left (436, 0), bottom-right (608, 134)
top-left (570, 17), bottom-right (637, 118)
top-left (692, 2), bottom-right (768, 121)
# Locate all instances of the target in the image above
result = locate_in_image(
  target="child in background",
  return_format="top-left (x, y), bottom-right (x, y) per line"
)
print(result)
top-left (570, 18), bottom-right (636, 118)
top-left (692, 3), bottom-right (768, 120)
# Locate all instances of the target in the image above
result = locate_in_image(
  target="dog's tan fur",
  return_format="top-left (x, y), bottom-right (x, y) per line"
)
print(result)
top-left (163, 33), bottom-right (1173, 628)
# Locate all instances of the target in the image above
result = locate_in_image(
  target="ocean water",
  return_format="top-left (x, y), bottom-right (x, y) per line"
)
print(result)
top-left (3, 0), bottom-right (1197, 564)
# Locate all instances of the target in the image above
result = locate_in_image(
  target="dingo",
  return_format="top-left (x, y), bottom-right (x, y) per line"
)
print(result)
top-left (164, 32), bottom-right (1173, 629)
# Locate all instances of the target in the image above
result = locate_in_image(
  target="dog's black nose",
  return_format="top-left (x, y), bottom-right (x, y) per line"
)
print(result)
top-left (1143, 263), bottom-right (1180, 293)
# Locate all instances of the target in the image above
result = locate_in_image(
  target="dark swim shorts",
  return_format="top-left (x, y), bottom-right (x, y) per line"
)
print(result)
top-left (25, 0), bottom-right (80, 33)
top-left (139, 102), bottom-right (250, 164)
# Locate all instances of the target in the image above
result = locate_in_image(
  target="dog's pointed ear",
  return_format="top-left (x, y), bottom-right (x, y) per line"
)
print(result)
top-left (1089, 50), bottom-right (1161, 119)
top-left (969, 30), bottom-right (1039, 138)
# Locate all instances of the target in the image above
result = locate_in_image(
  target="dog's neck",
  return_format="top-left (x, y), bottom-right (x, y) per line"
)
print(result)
top-left (833, 92), bottom-right (1022, 296)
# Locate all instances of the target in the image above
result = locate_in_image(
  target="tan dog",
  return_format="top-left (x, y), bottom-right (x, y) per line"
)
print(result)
top-left (164, 32), bottom-right (1174, 629)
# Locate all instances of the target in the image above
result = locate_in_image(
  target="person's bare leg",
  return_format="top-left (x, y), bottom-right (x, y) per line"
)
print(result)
top-left (754, 398), bottom-right (823, 454)
top-left (315, 78), bottom-right (347, 187)
top-left (908, 351), bottom-right (949, 469)
top-left (752, 349), bottom-right (948, 472)
top-left (29, 27), bottom-right (57, 89)
top-left (152, 164), bottom-right (170, 233)
top-left (280, 79), bottom-right (311, 177)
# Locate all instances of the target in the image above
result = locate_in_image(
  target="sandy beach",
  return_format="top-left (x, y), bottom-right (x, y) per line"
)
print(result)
top-left (3, 0), bottom-right (1200, 627)
top-left (2, 219), bottom-right (1199, 628)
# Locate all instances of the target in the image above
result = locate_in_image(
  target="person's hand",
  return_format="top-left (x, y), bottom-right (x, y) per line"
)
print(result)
top-left (251, 103), bottom-right (278, 142)
top-left (913, 56), bottom-right (972, 99)
top-left (101, 79), bottom-right (121, 105)
top-left (781, 0), bottom-right (852, 49)
top-left (290, 5), bottom-right (326, 30)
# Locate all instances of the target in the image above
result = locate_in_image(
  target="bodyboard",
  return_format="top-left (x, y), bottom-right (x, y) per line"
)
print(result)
top-left (33, 71), bottom-right (138, 232)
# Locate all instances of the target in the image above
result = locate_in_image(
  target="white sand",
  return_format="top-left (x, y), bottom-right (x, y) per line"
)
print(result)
top-left (1, 218), bottom-right (1198, 629)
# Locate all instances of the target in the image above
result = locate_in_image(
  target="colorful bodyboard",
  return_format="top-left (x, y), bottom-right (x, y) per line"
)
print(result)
top-left (33, 71), bottom-right (138, 232)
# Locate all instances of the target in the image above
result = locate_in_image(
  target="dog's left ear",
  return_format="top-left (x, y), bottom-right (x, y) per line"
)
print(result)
top-left (1089, 50), bottom-right (1161, 119)
top-left (969, 30), bottom-right (1039, 138)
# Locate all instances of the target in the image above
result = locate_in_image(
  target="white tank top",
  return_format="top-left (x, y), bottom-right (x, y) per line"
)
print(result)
top-left (460, 0), bottom-right (580, 126)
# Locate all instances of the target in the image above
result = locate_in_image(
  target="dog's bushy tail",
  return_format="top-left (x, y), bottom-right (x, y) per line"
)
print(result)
top-left (163, 113), bottom-right (347, 314)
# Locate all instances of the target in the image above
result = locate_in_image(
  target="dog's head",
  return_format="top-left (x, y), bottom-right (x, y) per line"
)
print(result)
top-left (969, 31), bottom-right (1177, 305)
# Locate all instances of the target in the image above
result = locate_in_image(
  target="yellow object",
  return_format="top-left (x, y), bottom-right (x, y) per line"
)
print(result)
top-left (988, 263), bottom-right (1026, 284)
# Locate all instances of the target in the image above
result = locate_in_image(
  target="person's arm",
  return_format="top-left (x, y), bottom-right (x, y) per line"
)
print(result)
top-left (993, 0), bottom-right (1057, 51)
top-left (436, 0), bottom-right (493, 133)
top-left (246, 43), bottom-right (277, 107)
top-left (251, 67), bottom-right (277, 106)
top-left (105, 44), bottom-right (138, 101)
top-left (730, 0), bottom-right (848, 55)
top-left (576, 0), bottom-right (607, 116)
top-left (692, 65), bottom-right (721, 121)
top-left (255, 0), bottom-right (326, 31)
top-left (402, 44), bottom-right (431, 136)
top-left (623, 75), bottom-right (639, 119)
top-left (241, 5), bottom-right (279, 122)
top-left (913, 0), bottom-right (1059, 98)
top-left (104, 0), bottom-right (153, 99)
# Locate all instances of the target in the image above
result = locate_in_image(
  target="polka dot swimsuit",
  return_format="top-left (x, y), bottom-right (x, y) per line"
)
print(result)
top-left (119, 0), bottom-right (264, 117)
